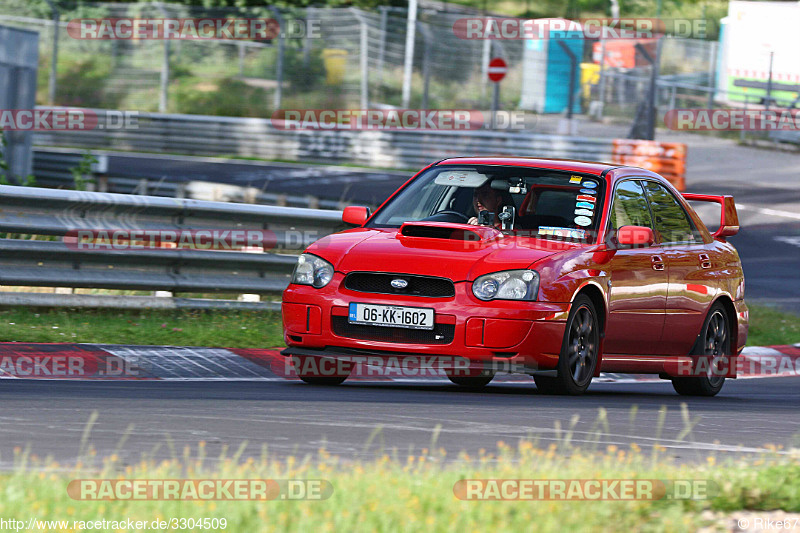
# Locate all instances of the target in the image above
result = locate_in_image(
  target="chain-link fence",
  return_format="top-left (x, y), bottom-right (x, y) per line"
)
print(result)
top-left (589, 37), bottom-right (718, 124)
top-left (0, 2), bottom-right (724, 131)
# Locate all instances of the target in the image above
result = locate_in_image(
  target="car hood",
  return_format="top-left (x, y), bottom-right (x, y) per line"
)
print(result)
top-left (306, 223), bottom-right (581, 281)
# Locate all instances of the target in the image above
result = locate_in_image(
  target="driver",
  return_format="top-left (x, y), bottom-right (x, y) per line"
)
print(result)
top-left (467, 182), bottom-right (515, 228)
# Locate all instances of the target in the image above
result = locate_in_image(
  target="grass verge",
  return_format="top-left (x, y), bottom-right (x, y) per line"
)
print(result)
top-left (0, 308), bottom-right (284, 348)
top-left (0, 304), bottom-right (796, 349)
top-left (746, 304), bottom-right (800, 348)
top-left (3, 433), bottom-right (799, 531)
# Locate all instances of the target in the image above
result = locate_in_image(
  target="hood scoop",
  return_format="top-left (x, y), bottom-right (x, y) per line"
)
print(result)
top-left (398, 221), bottom-right (502, 242)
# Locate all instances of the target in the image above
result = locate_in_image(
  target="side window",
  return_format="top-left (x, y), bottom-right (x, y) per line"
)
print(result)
top-left (610, 180), bottom-right (652, 231)
top-left (642, 181), bottom-right (698, 244)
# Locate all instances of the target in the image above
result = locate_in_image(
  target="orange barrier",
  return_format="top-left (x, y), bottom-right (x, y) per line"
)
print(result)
top-left (611, 139), bottom-right (687, 191)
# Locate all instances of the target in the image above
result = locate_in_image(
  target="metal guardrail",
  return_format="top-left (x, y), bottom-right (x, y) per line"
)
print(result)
top-left (32, 108), bottom-right (615, 169)
top-left (768, 130), bottom-right (800, 147)
top-left (31, 148), bottom-right (366, 210)
top-left (0, 185), bottom-right (344, 310)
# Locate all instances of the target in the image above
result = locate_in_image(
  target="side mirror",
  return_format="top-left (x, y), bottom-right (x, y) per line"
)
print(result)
top-left (342, 205), bottom-right (370, 226)
top-left (617, 225), bottom-right (655, 247)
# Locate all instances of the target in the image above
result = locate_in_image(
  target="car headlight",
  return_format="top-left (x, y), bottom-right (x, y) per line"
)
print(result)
top-left (472, 269), bottom-right (539, 301)
top-left (291, 253), bottom-right (334, 288)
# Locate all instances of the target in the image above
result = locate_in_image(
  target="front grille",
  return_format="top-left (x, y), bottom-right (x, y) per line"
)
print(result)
top-left (331, 316), bottom-right (454, 344)
top-left (344, 272), bottom-right (455, 298)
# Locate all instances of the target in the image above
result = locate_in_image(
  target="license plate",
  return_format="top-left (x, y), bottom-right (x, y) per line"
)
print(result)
top-left (348, 303), bottom-right (434, 330)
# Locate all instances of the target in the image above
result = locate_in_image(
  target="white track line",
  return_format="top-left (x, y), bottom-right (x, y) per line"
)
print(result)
top-left (737, 203), bottom-right (800, 220)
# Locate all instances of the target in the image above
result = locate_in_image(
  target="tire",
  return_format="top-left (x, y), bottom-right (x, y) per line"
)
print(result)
top-left (292, 355), bottom-right (351, 386)
top-left (671, 303), bottom-right (730, 397)
top-left (534, 295), bottom-right (599, 395)
top-left (447, 374), bottom-right (495, 389)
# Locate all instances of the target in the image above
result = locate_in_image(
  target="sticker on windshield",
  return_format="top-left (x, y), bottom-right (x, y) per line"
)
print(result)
top-left (576, 195), bottom-right (596, 203)
top-left (575, 208), bottom-right (594, 216)
top-left (576, 202), bottom-right (594, 210)
top-left (582, 180), bottom-right (598, 188)
top-left (539, 226), bottom-right (586, 239)
top-left (574, 216), bottom-right (592, 227)
top-left (569, 176), bottom-right (582, 184)
top-left (580, 188), bottom-right (596, 195)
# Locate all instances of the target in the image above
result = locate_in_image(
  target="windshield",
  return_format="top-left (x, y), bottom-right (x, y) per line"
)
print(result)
top-left (367, 165), bottom-right (605, 242)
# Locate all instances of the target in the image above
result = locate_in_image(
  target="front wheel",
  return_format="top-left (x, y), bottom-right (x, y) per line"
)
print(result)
top-left (534, 295), bottom-right (599, 395)
top-left (671, 304), bottom-right (730, 397)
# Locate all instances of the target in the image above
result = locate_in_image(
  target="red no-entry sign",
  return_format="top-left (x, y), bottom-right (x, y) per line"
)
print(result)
top-left (487, 57), bottom-right (508, 83)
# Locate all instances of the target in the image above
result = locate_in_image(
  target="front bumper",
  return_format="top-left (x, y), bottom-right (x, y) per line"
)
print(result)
top-left (281, 273), bottom-right (570, 373)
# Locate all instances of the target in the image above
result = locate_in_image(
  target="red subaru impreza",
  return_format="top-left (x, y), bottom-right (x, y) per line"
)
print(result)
top-left (282, 157), bottom-right (748, 396)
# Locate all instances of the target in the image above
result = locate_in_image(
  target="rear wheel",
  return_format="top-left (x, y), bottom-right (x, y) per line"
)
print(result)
top-left (292, 355), bottom-right (351, 386)
top-left (534, 295), bottom-right (599, 395)
top-left (671, 304), bottom-right (729, 397)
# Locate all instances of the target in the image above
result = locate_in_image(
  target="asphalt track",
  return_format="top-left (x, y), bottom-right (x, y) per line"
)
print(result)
top-left (10, 137), bottom-right (795, 465)
top-left (1, 376), bottom-right (799, 467)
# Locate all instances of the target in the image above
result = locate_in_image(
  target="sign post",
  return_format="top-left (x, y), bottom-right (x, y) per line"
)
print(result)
top-left (487, 57), bottom-right (507, 130)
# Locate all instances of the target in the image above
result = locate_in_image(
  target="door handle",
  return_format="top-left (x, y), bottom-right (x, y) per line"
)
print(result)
top-left (651, 255), bottom-right (665, 271)
top-left (699, 253), bottom-right (711, 269)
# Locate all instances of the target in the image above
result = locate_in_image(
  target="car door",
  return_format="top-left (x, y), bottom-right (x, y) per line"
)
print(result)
top-left (603, 179), bottom-right (668, 355)
top-left (642, 180), bottom-right (712, 356)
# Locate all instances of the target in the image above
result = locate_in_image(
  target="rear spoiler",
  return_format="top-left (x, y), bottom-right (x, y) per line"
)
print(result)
top-left (681, 193), bottom-right (739, 240)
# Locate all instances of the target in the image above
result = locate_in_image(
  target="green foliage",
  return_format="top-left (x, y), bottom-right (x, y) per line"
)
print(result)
top-left (47, 56), bottom-right (122, 109)
top-left (1, 430), bottom-right (800, 530)
top-left (70, 151), bottom-right (98, 191)
top-left (283, 48), bottom-right (328, 93)
top-left (89, 0), bottom-right (407, 7)
top-left (0, 131), bottom-right (36, 187)
top-left (172, 77), bottom-right (271, 117)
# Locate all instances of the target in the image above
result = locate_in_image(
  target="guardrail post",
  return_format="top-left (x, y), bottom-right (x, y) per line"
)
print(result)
top-left (376, 6), bottom-right (388, 84)
top-left (156, 3), bottom-right (170, 113)
top-left (592, 39), bottom-right (606, 120)
top-left (359, 12), bottom-right (369, 109)
top-left (420, 22), bottom-right (432, 110)
top-left (481, 38), bottom-right (491, 100)
top-left (43, 0), bottom-right (59, 105)
top-left (304, 7), bottom-right (314, 68)
top-left (271, 7), bottom-right (285, 110)
top-left (765, 51), bottom-right (774, 112)
top-left (706, 41), bottom-right (717, 109)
